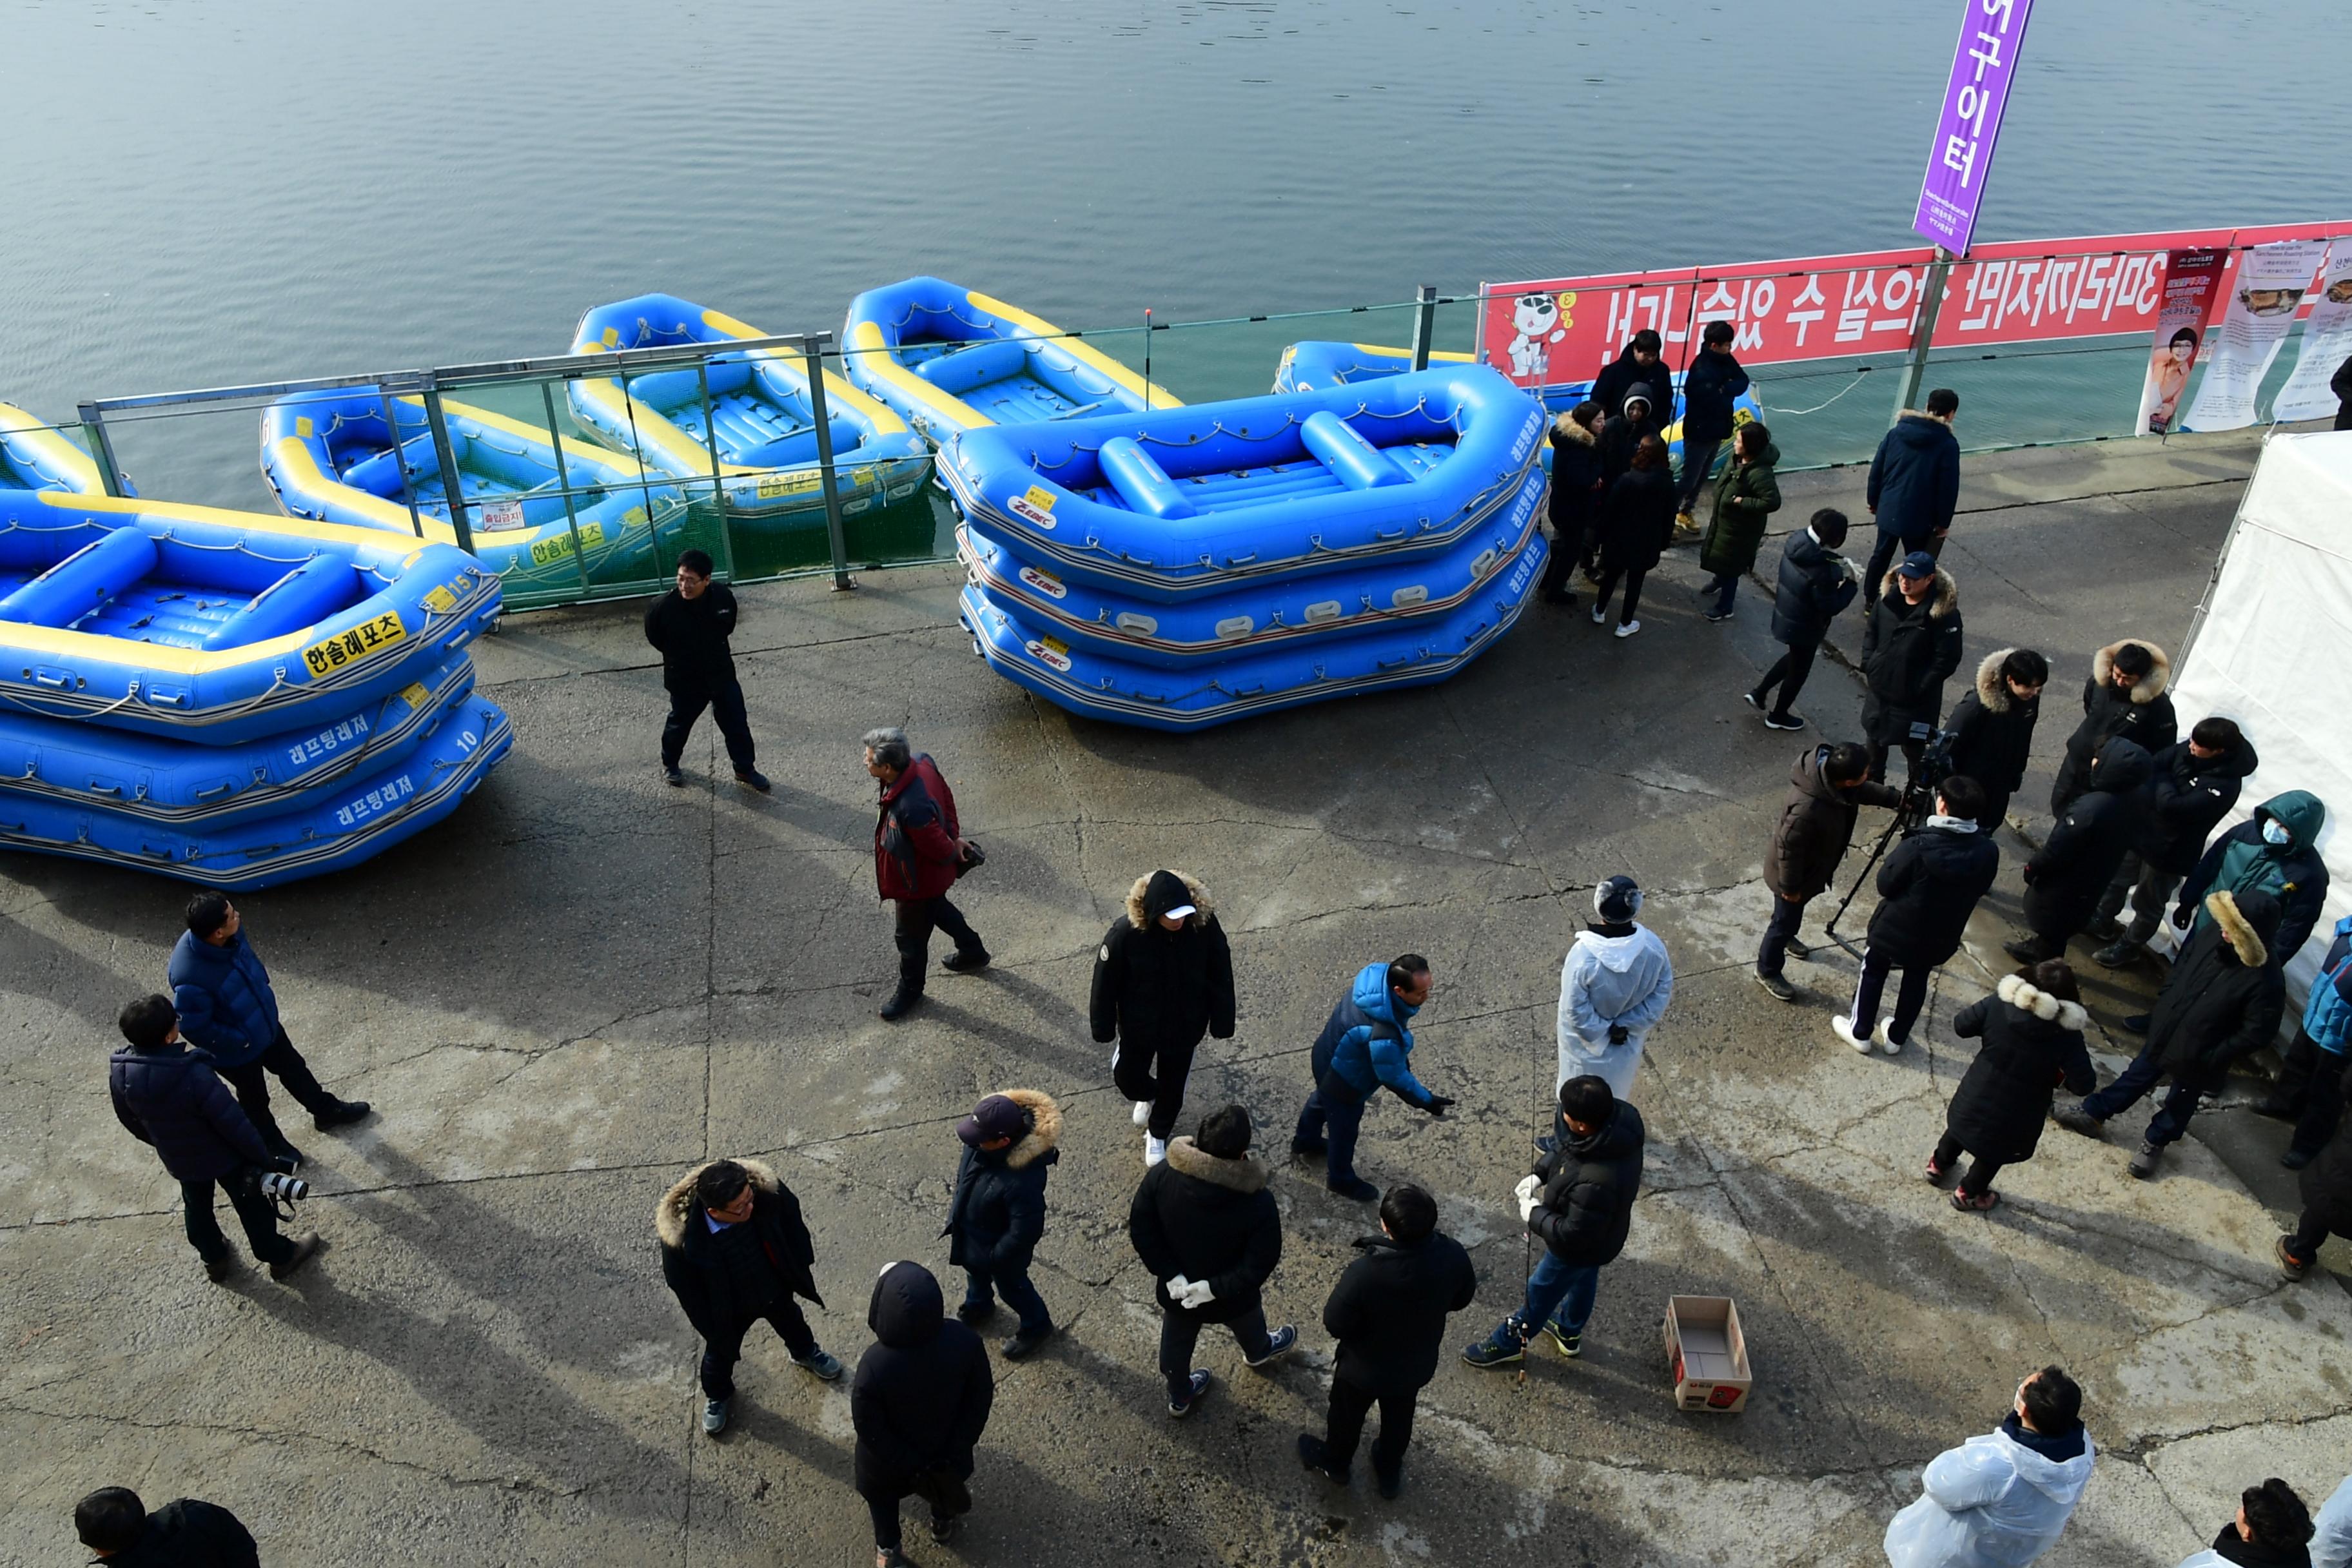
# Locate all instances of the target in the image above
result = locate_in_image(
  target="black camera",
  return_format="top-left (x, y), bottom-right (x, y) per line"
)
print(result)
top-left (1899, 725), bottom-right (1958, 819)
top-left (260, 1171), bottom-right (309, 1204)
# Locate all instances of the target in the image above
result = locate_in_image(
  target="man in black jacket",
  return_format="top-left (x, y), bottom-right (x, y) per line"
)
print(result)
top-left (2057, 889), bottom-right (2286, 1180)
top-left (1092, 870), bottom-right (1236, 1166)
top-left (1674, 320), bottom-right (1750, 527)
top-left (75, 1487), bottom-right (257, 1568)
top-left (1863, 388), bottom-right (1961, 591)
top-left (643, 549), bottom-right (767, 792)
top-left (2051, 640), bottom-right (2175, 815)
top-left (2006, 737), bottom-right (2154, 965)
top-left (1464, 1075), bottom-right (1643, 1367)
top-left (1860, 554), bottom-right (1965, 786)
top-left (656, 1157), bottom-right (843, 1436)
top-left (1756, 741), bottom-right (1902, 1002)
top-left (2092, 717), bottom-right (2257, 969)
top-left (1836, 776), bottom-right (2001, 1057)
top-left (1591, 329), bottom-right (1666, 419)
top-left (1298, 1184), bottom-right (1476, 1498)
top-left (1128, 1104), bottom-right (1296, 1418)
top-left (1943, 649), bottom-right (2049, 833)
top-left (108, 994), bottom-right (318, 1283)
top-left (853, 1261), bottom-right (994, 1565)
top-left (942, 1091), bottom-right (1060, 1359)
top-left (1747, 508), bottom-right (1858, 730)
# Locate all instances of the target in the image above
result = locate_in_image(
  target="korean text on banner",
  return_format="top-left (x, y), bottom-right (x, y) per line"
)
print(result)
top-left (2184, 239), bottom-right (2330, 432)
top-left (1913, 0), bottom-right (2036, 253)
top-left (2135, 249), bottom-right (2225, 436)
top-left (2271, 242), bottom-right (2352, 423)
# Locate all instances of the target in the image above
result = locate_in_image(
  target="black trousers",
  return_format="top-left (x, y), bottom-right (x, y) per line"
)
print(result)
top-left (893, 895), bottom-right (982, 993)
top-left (862, 1469), bottom-right (971, 1553)
top-left (182, 1167), bottom-right (293, 1265)
top-left (1864, 529), bottom-right (1939, 594)
top-left (2275, 1030), bottom-right (2349, 1157)
top-left (219, 1027), bottom-right (337, 1155)
top-left (1159, 1305), bottom-right (1271, 1400)
top-left (2284, 1206), bottom-right (2338, 1266)
top-left (661, 677), bottom-right (755, 771)
top-left (1850, 946), bottom-right (1933, 1046)
top-left (1538, 509), bottom-right (1591, 599)
top-left (1752, 640), bottom-right (1818, 718)
top-left (1112, 1033), bottom-right (1202, 1140)
top-left (1592, 564), bottom-right (1645, 626)
top-left (1865, 737), bottom-right (1926, 788)
top-left (1325, 1374), bottom-right (1416, 1476)
top-left (698, 1302), bottom-right (820, 1400)
top-left (1932, 1133), bottom-right (2005, 1197)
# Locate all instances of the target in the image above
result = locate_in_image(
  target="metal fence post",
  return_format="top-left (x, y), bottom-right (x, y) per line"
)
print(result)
top-left (1408, 285), bottom-right (1440, 372)
top-left (537, 380), bottom-right (594, 594)
top-left (418, 374), bottom-right (476, 555)
top-left (373, 384), bottom-right (428, 538)
top-left (693, 360), bottom-right (741, 582)
top-left (1892, 247), bottom-right (1956, 422)
top-left (74, 403), bottom-right (128, 498)
top-left (801, 335), bottom-right (856, 591)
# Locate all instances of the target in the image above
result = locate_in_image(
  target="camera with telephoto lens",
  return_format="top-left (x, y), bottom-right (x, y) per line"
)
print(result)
top-left (259, 1171), bottom-right (309, 1204)
top-left (1899, 724), bottom-right (1957, 821)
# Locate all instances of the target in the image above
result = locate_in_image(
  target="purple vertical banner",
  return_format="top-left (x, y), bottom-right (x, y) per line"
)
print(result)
top-left (1912, 0), bottom-right (2036, 254)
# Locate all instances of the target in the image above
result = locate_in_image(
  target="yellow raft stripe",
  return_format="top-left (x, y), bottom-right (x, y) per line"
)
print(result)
top-left (389, 395), bottom-right (665, 487)
top-left (1346, 344), bottom-right (1475, 363)
top-left (574, 317), bottom-right (917, 456)
top-left (569, 375), bottom-right (755, 474)
top-left (270, 435), bottom-right (449, 539)
top-left (0, 400), bottom-right (106, 489)
top-left (966, 289), bottom-right (1182, 407)
top-left (0, 491), bottom-right (484, 674)
top-left (848, 319), bottom-right (988, 432)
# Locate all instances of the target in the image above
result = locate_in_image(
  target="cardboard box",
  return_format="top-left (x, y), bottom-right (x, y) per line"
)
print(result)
top-left (1663, 1295), bottom-right (1751, 1413)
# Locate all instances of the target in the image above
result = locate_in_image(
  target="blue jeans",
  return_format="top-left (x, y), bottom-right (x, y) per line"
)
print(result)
top-left (1758, 894), bottom-right (1808, 979)
top-left (2080, 1038), bottom-right (2206, 1147)
top-left (963, 1258), bottom-right (1052, 1338)
top-left (1702, 572), bottom-right (1739, 617)
top-left (1675, 438), bottom-right (1723, 513)
top-left (1294, 1036), bottom-right (1368, 1185)
top-left (1521, 1251), bottom-right (1600, 1337)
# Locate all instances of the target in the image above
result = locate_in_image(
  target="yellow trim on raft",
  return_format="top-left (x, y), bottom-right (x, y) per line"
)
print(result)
top-left (271, 435), bottom-right (441, 537)
top-left (0, 489), bottom-right (473, 674)
top-left (1346, 343), bottom-right (1475, 363)
top-left (0, 400), bottom-right (106, 490)
top-left (965, 289), bottom-right (1181, 407)
top-left (848, 319), bottom-right (989, 433)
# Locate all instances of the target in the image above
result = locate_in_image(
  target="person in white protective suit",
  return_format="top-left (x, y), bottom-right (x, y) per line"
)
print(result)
top-left (1556, 876), bottom-right (1674, 1101)
top-left (1885, 1366), bottom-right (2095, 1568)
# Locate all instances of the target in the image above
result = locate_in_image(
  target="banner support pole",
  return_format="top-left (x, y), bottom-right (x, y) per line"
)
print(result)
top-left (1892, 247), bottom-right (1956, 422)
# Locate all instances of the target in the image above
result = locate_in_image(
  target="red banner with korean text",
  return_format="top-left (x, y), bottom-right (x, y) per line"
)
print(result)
top-left (1478, 222), bottom-right (2349, 387)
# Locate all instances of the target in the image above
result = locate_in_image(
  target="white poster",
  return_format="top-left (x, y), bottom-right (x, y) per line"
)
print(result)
top-left (2183, 238), bottom-right (2329, 431)
top-left (2272, 241), bottom-right (2352, 422)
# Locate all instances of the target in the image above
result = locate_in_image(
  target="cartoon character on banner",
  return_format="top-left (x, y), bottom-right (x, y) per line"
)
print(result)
top-left (1507, 291), bottom-right (1573, 380)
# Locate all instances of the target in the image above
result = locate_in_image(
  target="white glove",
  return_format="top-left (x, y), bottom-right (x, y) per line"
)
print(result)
top-left (1165, 1273), bottom-right (1192, 1303)
top-left (1177, 1279), bottom-right (1216, 1309)
top-left (1515, 1173), bottom-right (1542, 1224)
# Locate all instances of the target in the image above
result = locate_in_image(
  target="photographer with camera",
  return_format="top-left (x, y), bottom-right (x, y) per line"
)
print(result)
top-left (1834, 776), bottom-right (2000, 1057)
top-left (1756, 742), bottom-right (1903, 1003)
top-left (1943, 649), bottom-right (2048, 834)
top-left (1860, 553), bottom-right (1965, 787)
top-left (2006, 738), bottom-right (2155, 966)
top-left (108, 995), bottom-right (321, 1283)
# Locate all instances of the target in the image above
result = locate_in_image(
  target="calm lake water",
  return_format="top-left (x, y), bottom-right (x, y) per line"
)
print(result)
top-left (5, 0), bottom-right (2346, 537)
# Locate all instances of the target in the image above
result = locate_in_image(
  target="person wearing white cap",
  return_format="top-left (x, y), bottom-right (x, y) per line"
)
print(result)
top-left (1556, 877), bottom-right (1674, 1101)
top-left (1091, 870), bottom-right (1236, 1166)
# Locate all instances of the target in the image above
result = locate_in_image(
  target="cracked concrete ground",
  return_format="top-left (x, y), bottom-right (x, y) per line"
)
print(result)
top-left (4, 428), bottom-right (2347, 1567)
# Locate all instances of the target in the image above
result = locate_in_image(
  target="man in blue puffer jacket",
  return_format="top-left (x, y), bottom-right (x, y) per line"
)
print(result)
top-left (110, 994), bottom-right (320, 1282)
top-left (1291, 956), bottom-right (1456, 1201)
top-left (2259, 914), bottom-right (2352, 1168)
top-left (168, 892), bottom-right (369, 1169)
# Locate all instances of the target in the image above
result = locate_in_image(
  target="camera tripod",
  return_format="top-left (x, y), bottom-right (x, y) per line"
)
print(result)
top-left (1821, 783), bottom-right (1933, 961)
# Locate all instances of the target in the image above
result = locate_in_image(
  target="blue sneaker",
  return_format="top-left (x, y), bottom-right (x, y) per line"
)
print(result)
top-left (1246, 1324), bottom-right (1298, 1369)
top-left (1462, 1320), bottom-right (1527, 1368)
top-left (1168, 1369), bottom-right (1212, 1418)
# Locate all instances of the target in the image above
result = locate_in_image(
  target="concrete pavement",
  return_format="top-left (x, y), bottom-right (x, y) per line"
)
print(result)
top-left (3, 426), bottom-right (2346, 1567)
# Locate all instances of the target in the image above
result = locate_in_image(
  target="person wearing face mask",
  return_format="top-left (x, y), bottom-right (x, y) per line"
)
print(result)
top-left (1883, 1367), bottom-right (2095, 1568)
top-left (2170, 792), bottom-right (2332, 972)
top-left (1942, 649), bottom-right (2049, 834)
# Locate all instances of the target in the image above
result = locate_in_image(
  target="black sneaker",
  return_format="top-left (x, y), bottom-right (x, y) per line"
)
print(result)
top-left (1326, 1175), bottom-right (1379, 1202)
top-left (1703, 609), bottom-right (1735, 623)
top-left (1741, 690), bottom-right (1765, 710)
top-left (956, 1299), bottom-right (997, 1326)
top-left (1298, 1433), bottom-right (1349, 1485)
top-left (663, 765), bottom-right (687, 787)
top-left (2282, 1148), bottom-right (2315, 1171)
top-left (928, 1513), bottom-right (960, 1545)
top-left (313, 1099), bottom-right (371, 1131)
top-left (2122, 1013), bottom-right (2151, 1035)
top-left (1754, 970), bottom-right (1799, 1003)
top-left (1289, 1137), bottom-right (1329, 1161)
top-left (941, 947), bottom-right (991, 974)
top-left (734, 769), bottom-right (771, 793)
top-left (1784, 937), bottom-right (1814, 960)
top-left (1763, 711), bottom-right (1805, 731)
top-left (1001, 1326), bottom-right (1055, 1360)
top-left (1374, 1461), bottom-right (1404, 1500)
top-left (2052, 1104), bottom-right (2105, 1139)
top-left (202, 1253), bottom-right (239, 1284)
top-left (879, 988), bottom-right (922, 1022)
top-left (1168, 1369), bottom-right (1212, 1418)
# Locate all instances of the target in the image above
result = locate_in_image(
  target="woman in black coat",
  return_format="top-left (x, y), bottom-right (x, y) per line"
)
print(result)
top-left (1943, 648), bottom-right (2048, 832)
top-left (1591, 435), bottom-right (1676, 636)
top-left (1932, 963), bottom-right (2095, 1211)
top-left (852, 1262), bottom-right (995, 1566)
top-left (1538, 402), bottom-right (1604, 602)
top-left (2280, 1057), bottom-right (2352, 1278)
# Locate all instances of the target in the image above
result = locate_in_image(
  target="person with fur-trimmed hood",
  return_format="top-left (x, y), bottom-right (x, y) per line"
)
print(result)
top-left (1944, 648), bottom-right (2049, 833)
top-left (1092, 870), bottom-right (1236, 1167)
top-left (1860, 553), bottom-right (1965, 786)
top-left (2056, 888), bottom-right (2286, 1180)
top-left (2051, 639), bottom-right (2177, 815)
top-left (656, 1157), bottom-right (844, 1436)
top-left (1930, 962), bottom-right (2097, 1212)
top-left (942, 1091), bottom-right (1061, 1360)
top-left (1129, 1104), bottom-right (1297, 1419)
top-left (1539, 401), bottom-right (1606, 602)
top-left (2092, 716), bottom-right (2259, 970)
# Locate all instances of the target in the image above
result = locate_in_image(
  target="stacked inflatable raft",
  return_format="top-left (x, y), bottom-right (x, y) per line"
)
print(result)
top-left (0, 489), bottom-right (510, 888)
top-left (943, 364), bottom-right (1549, 730)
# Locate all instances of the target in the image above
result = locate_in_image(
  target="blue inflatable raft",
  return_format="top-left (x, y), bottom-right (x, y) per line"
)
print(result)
top-left (843, 277), bottom-right (1175, 444)
top-left (0, 489), bottom-right (500, 745)
top-left (1, 401), bottom-right (130, 495)
top-left (0, 689), bottom-right (511, 891)
top-left (941, 364), bottom-right (1545, 598)
top-left (565, 293), bottom-right (931, 525)
top-left (1273, 340), bottom-right (1763, 467)
top-left (260, 391), bottom-right (679, 591)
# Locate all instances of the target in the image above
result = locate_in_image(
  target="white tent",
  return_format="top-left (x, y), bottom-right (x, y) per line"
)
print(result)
top-left (2170, 430), bottom-right (2352, 1008)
